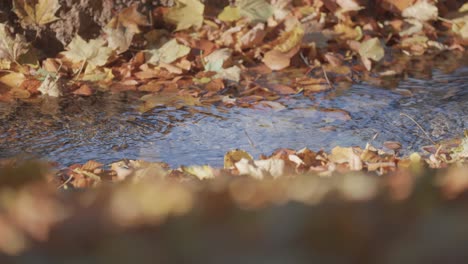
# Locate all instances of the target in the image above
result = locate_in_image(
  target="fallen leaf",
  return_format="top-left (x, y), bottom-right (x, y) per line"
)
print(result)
top-left (38, 74), bottom-right (61, 97)
top-left (402, 0), bottom-right (438, 22)
top-left (13, 0), bottom-right (60, 26)
top-left (164, 0), bottom-right (205, 31)
top-left (329, 146), bottom-right (363, 171)
top-left (359, 37), bottom-right (385, 62)
top-left (218, 5), bottom-right (241, 22)
top-left (0, 23), bottom-right (29, 62)
top-left (238, 0), bottom-right (273, 22)
top-left (62, 36), bottom-right (113, 70)
top-left (224, 149), bottom-right (253, 168)
top-left (181, 165), bottom-right (216, 179)
top-left (146, 39), bottom-right (190, 65)
top-left (235, 158), bottom-right (285, 179)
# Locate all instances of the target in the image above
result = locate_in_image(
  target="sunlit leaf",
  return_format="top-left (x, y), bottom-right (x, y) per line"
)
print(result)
top-left (238, 0), bottom-right (273, 22)
top-left (13, 0), bottom-right (60, 26)
top-left (164, 0), bottom-right (204, 31)
top-left (359, 37), bottom-right (385, 62)
top-left (146, 39), bottom-right (190, 65)
top-left (224, 149), bottom-right (253, 169)
top-left (218, 6), bottom-right (241, 22)
top-left (204, 48), bottom-right (232, 72)
top-left (329, 146), bottom-right (363, 171)
top-left (402, 0), bottom-right (438, 22)
top-left (0, 23), bottom-right (29, 62)
top-left (38, 74), bottom-right (61, 97)
top-left (235, 158), bottom-right (285, 179)
top-left (181, 165), bottom-right (215, 179)
top-left (62, 36), bottom-right (113, 70)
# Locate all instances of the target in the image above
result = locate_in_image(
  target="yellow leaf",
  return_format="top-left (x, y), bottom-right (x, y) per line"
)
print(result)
top-left (0, 72), bottom-right (25, 88)
top-left (359, 37), bottom-right (384, 62)
top-left (145, 39), bottom-right (190, 65)
top-left (13, 0), bottom-right (60, 26)
top-left (0, 23), bottom-right (29, 62)
top-left (181, 165), bottom-right (215, 180)
top-left (224, 149), bottom-right (253, 169)
top-left (274, 26), bottom-right (304, 52)
top-left (62, 35), bottom-right (113, 70)
top-left (218, 6), bottom-right (241, 22)
top-left (164, 0), bottom-right (204, 31)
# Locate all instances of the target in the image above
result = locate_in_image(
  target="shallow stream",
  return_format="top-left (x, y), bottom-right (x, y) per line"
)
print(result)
top-left (1, 65), bottom-right (467, 168)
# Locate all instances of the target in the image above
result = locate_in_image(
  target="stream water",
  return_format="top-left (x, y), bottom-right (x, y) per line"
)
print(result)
top-left (0, 65), bottom-right (467, 168)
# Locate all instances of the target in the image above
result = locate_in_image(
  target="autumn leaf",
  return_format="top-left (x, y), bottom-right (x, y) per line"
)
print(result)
top-left (104, 26), bottom-right (134, 54)
top-left (0, 23), bottom-right (29, 63)
top-left (62, 35), bottom-right (113, 70)
top-left (218, 6), bottom-right (241, 22)
top-left (204, 48), bottom-right (232, 72)
top-left (38, 74), bottom-right (61, 97)
top-left (145, 39), bottom-right (191, 65)
top-left (336, 0), bottom-right (363, 12)
top-left (181, 165), bottom-right (216, 179)
top-left (13, 0), bottom-right (60, 27)
top-left (164, 0), bottom-right (204, 31)
top-left (402, 0), bottom-right (438, 22)
top-left (359, 37), bottom-right (384, 62)
top-left (238, 0), bottom-right (273, 22)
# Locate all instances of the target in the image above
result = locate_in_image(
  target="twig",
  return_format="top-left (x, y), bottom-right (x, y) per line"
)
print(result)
top-left (57, 174), bottom-right (73, 190)
top-left (244, 129), bottom-right (257, 151)
top-left (400, 113), bottom-right (437, 146)
top-left (321, 66), bottom-right (334, 89)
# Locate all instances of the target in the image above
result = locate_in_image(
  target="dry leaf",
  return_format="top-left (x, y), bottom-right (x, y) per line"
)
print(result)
top-left (38, 74), bottom-right (61, 97)
top-left (13, 0), bottom-right (60, 27)
top-left (146, 39), bottom-right (190, 65)
top-left (164, 0), bottom-right (205, 31)
top-left (238, 0), bottom-right (274, 22)
top-left (0, 23), bottom-right (29, 62)
top-left (62, 36), bottom-right (113, 70)
top-left (402, 0), bottom-right (438, 22)
top-left (218, 6), bottom-right (241, 22)
top-left (359, 37), bottom-right (385, 62)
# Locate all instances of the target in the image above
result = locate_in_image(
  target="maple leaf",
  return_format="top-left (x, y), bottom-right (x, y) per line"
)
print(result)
top-left (13, 0), bottom-right (60, 27)
top-left (145, 39), bottom-right (190, 65)
top-left (164, 0), bottom-right (204, 31)
top-left (62, 36), bottom-right (113, 70)
top-left (0, 23), bottom-right (29, 63)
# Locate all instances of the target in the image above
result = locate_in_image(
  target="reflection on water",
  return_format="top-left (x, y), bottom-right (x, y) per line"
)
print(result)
top-left (1, 66), bottom-right (467, 168)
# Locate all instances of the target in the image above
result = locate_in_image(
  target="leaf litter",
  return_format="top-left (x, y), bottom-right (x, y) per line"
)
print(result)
top-left (0, 0), bottom-right (467, 257)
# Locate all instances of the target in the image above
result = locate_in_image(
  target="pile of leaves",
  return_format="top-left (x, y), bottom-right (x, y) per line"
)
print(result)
top-left (0, 0), bottom-right (467, 110)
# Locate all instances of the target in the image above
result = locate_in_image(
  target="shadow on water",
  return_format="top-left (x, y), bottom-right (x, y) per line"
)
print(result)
top-left (0, 57), bottom-right (467, 168)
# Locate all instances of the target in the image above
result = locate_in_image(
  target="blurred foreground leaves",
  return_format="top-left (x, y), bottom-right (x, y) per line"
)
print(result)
top-left (0, 140), bottom-right (467, 262)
